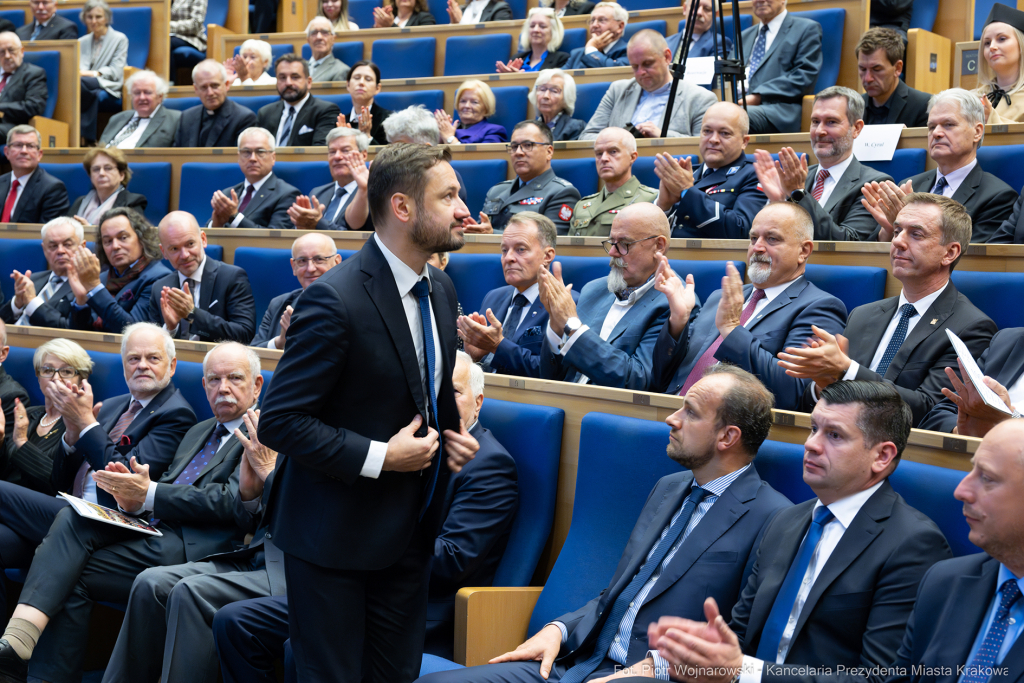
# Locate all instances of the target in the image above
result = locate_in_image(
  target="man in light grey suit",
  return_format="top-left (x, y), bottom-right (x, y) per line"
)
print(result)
top-left (100, 70), bottom-right (182, 148)
top-left (580, 30), bottom-right (718, 141)
top-left (305, 17), bottom-right (349, 82)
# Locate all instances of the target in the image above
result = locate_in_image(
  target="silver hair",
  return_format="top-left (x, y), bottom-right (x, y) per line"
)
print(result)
top-left (456, 350), bottom-right (485, 399)
top-left (529, 68), bottom-right (577, 116)
top-left (7, 124), bottom-right (41, 147)
top-left (120, 321), bottom-right (175, 360)
top-left (40, 216), bottom-right (85, 244)
top-left (814, 85), bottom-right (865, 124)
top-left (306, 16), bottom-right (334, 35)
top-left (240, 39), bottom-right (273, 66)
top-left (126, 69), bottom-right (169, 97)
top-left (593, 1), bottom-right (628, 24)
top-left (80, 0), bottom-right (113, 26)
top-left (520, 8), bottom-right (564, 53)
top-left (193, 59), bottom-right (228, 82)
top-left (202, 341), bottom-right (262, 381)
top-left (383, 105), bottom-right (441, 144)
top-left (326, 126), bottom-right (370, 151)
top-left (238, 126), bottom-right (276, 151)
top-left (928, 88), bottom-right (987, 146)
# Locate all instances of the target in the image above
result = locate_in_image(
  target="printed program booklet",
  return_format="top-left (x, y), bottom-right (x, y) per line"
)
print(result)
top-left (58, 492), bottom-right (163, 536)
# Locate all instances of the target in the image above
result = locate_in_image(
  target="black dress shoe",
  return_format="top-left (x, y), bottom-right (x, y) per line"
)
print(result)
top-left (0, 639), bottom-right (27, 683)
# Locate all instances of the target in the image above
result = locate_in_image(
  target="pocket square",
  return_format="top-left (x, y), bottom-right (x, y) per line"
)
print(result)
top-left (298, 125), bottom-right (314, 135)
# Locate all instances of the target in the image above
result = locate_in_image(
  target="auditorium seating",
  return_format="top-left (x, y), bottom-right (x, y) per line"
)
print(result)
top-left (55, 7), bottom-right (152, 70)
top-left (178, 163), bottom-right (245, 219)
top-left (160, 95), bottom-right (281, 115)
top-left (372, 37), bottom-right (437, 79)
top-left (889, 459), bottom-right (974, 556)
top-left (561, 27), bottom-right (586, 53)
top-left (622, 20), bottom-right (668, 41)
top-left (486, 86), bottom-right (530, 143)
top-left (910, 0), bottom-right (940, 31)
top-left (442, 253), bottom-right (509, 314)
top-left (0, 241), bottom-right (47, 302)
top-left (300, 42), bottom-right (366, 71)
top-left (444, 34), bottom-right (514, 77)
top-left (804, 264), bottom-right (887, 313)
top-left (450, 159), bottom-right (508, 215)
top-left (791, 9), bottom-right (846, 92)
top-left (550, 158), bottom-right (598, 199)
top-left (22, 51), bottom-right (60, 120)
top-left (0, 10), bottom-right (22, 28)
top-left (572, 81), bottom-right (612, 125)
top-left (631, 154), bottom-right (700, 190)
top-left (40, 162), bottom-right (172, 226)
top-left (868, 148), bottom-right (928, 183)
top-left (348, 0), bottom-right (378, 29)
top-left (974, 0), bottom-right (1000, 39)
top-left (321, 90), bottom-right (447, 122)
top-left (950, 270), bottom-right (1024, 330)
top-left (678, 13), bottom-right (754, 41)
top-left (977, 145), bottom-right (1024, 195)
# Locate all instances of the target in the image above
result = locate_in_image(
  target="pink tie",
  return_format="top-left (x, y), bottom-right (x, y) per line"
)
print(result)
top-left (811, 168), bottom-right (830, 202)
top-left (71, 400), bottom-right (142, 497)
top-left (679, 288), bottom-right (767, 395)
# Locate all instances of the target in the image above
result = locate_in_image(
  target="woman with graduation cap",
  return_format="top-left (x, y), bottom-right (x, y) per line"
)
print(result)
top-left (976, 3), bottom-right (1024, 123)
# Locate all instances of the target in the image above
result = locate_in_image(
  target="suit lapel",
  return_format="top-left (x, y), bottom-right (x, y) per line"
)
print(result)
top-left (198, 258), bottom-right (219, 311)
top-left (13, 171), bottom-right (40, 222)
top-left (606, 286), bottom-right (656, 343)
top-left (887, 83), bottom-right (909, 125)
top-left (951, 164), bottom-right (982, 206)
top-left (747, 279), bottom-right (804, 330)
top-left (885, 283), bottom-right (957, 378)
top-left (514, 297), bottom-right (545, 340)
top-left (937, 557), bottom-right (1002, 674)
top-left (848, 297), bottom-right (897, 365)
top-left (0, 174), bottom-right (11, 206)
top-left (165, 420), bottom-right (217, 482)
top-left (207, 104), bottom-right (232, 145)
top-left (823, 159), bottom-right (861, 213)
top-left (913, 170), bottom-right (937, 193)
top-left (759, 14), bottom-right (791, 66)
top-left (243, 175), bottom-right (277, 218)
top-left (136, 109), bottom-right (163, 147)
top-left (292, 102), bottom-right (316, 142)
top-left (428, 270), bottom-right (456, 380)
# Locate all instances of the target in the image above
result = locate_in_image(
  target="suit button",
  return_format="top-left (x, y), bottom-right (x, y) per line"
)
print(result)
top-left (684, 216), bottom-right (691, 220)
top-left (265, 532), bottom-right (272, 540)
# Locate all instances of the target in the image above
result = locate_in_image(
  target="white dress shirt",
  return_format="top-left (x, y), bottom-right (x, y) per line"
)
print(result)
top-left (745, 10), bottom-right (787, 79)
top-left (931, 158), bottom-right (977, 197)
top-left (4, 169), bottom-right (35, 219)
top-left (744, 277), bottom-right (800, 324)
top-left (324, 179), bottom-right (358, 225)
top-left (11, 270), bottom-right (64, 321)
top-left (164, 255), bottom-right (207, 339)
top-left (461, 0), bottom-right (490, 23)
top-left (1006, 371), bottom-right (1024, 410)
top-left (274, 92), bottom-right (311, 145)
top-left (814, 154), bottom-right (854, 208)
top-left (116, 104), bottom-right (161, 149)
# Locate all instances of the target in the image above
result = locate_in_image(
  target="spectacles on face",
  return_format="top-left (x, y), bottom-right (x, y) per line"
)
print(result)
top-left (40, 365), bottom-right (79, 379)
top-left (0, 48), bottom-right (20, 57)
top-left (308, 28), bottom-right (332, 36)
top-left (8, 142), bottom-right (39, 151)
top-left (536, 85), bottom-right (562, 96)
top-left (293, 255), bottom-right (335, 268)
top-left (602, 235), bottom-right (658, 255)
top-left (238, 148), bottom-right (272, 159)
top-left (506, 141), bottom-right (551, 153)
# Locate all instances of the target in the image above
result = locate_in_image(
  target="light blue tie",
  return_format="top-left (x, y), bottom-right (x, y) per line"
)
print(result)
top-left (963, 579), bottom-right (1022, 683)
top-left (29, 23), bottom-right (41, 41)
top-left (411, 278), bottom-right (441, 518)
top-left (748, 24), bottom-right (768, 75)
top-left (875, 303), bottom-right (918, 377)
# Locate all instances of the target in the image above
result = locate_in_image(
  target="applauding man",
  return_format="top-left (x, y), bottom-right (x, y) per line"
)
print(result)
top-left (288, 128), bottom-right (371, 231)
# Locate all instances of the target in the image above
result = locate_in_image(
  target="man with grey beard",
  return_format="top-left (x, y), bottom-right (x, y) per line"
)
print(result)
top-left (648, 201), bottom-right (847, 409)
top-left (752, 86), bottom-right (892, 240)
top-left (536, 203), bottom-right (671, 390)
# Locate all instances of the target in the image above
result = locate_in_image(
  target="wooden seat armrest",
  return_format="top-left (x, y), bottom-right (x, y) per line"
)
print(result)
top-left (455, 586), bottom-right (543, 667)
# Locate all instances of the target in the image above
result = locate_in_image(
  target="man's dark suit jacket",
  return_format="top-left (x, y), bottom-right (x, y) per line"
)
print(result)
top-left (986, 192), bottom-right (1024, 244)
top-left (0, 366), bottom-right (29, 429)
top-left (671, 157), bottom-right (766, 239)
top-left (0, 167), bottom-right (70, 224)
top-left (308, 181), bottom-right (372, 230)
top-left (651, 277), bottom-right (848, 409)
top-left (50, 383), bottom-right (196, 508)
top-left (340, 101), bottom-right (393, 146)
top-left (802, 282), bottom-right (996, 426)
top-left (100, 106), bottom-right (182, 148)
top-left (174, 99), bottom-right (257, 148)
top-left (147, 257), bottom-right (257, 344)
top-left (15, 16), bottom-right (78, 41)
top-left (919, 327), bottom-right (1024, 433)
top-left (0, 62), bottom-right (48, 138)
top-left (862, 80), bottom-right (931, 128)
top-left (734, 481), bottom-right (952, 682)
top-left (0, 270), bottom-right (74, 328)
top-left (69, 259), bottom-right (173, 333)
top-left (477, 283), bottom-right (578, 378)
top-left (556, 466), bottom-right (791, 667)
top-left (564, 37), bottom-right (629, 68)
top-left (251, 288), bottom-right (302, 347)
top-left (260, 236), bottom-right (463, 570)
top-left (902, 164), bottom-right (1018, 243)
top-left (208, 172), bottom-right (300, 230)
top-left (869, 0), bottom-right (913, 35)
top-left (256, 96), bottom-right (341, 147)
top-left (68, 189), bottom-right (147, 217)
top-left (797, 157), bottom-right (893, 241)
top-left (666, 30), bottom-right (733, 59)
top-left (459, 0), bottom-right (512, 21)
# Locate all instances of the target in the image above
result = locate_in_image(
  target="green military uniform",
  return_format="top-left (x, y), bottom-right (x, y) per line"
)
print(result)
top-left (567, 176), bottom-right (659, 237)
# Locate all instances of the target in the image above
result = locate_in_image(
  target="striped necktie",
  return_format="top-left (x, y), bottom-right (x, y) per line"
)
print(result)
top-left (16, 274), bottom-right (59, 326)
top-left (107, 116), bottom-right (141, 148)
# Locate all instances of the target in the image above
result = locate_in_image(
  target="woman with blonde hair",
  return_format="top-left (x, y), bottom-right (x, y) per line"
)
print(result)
top-left (318, 0), bottom-right (360, 30)
top-left (975, 3), bottom-right (1024, 123)
top-left (435, 80), bottom-right (508, 143)
top-left (497, 8), bottom-right (569, 72)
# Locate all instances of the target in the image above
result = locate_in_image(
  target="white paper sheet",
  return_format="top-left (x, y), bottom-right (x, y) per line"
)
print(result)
top-left (945, 329), bottom-right (1013, 414)
top-left (853, 124), bottom-right (904, 161)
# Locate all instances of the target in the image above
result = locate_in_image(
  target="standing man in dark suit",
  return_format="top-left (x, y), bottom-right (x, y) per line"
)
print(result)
top-left (0, 126), bottom-right (69, 223)
top-left (418, 364), bottom-right (792, 683)
top-left (857, 28), bottom-right (931, 128)
top-left (638, 381), bottom-right (952, 683)
top-left (2, 216), bottom-right (82, 327)
top-left (650, 202), bottom-right (847, 409)
top-left (15, 0), bottom-right (77, 41)
top-left (754, 87), bottom-right (893, 241)
top-left (782, 193), bottom-right (997, 427)
top-left (0, 34), bottom-right (49, 140)
top-left (737, 0), bottom-right (823, 134)
top-left (0, 341), bottom-right (266, 683)
top-left (563, 2), bottom-right (629, 68)
top-left (256, 144), bottom-right (480, 683)
top-left (173, 60), bottom-right (257, 148)
top-left (0, 320), bottom-right (30, 426)
top-left (251, 233), bottom-right (341, 349)
top-left (100, 70), bottom-right (182, 149)
top-left (149, 211), bottom-right (257, 343)
top-left (288, 127), bottom-right (371, 231)
top-left (256, 54), bottom-right (340, 148)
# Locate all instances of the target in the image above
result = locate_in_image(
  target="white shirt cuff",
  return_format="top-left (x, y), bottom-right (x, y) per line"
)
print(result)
top-left (9, 299), bottom-right (24, 316)
top-left (164, 323), bottom-right (179, 335)
top-left (229, 212), bottom-right (246, 227)
top-left (842, 360), bottom-right (860, 381)
top-left (584, 45), bottom-right (598, 54)
top-left (559, 325), bottom-right (590, 356)
top-left (267, 337), bottom-right (279, 350)
top-left (24, 294), bottom-right (46, 317)
top-left (547, 621), bottom-right (568, 643)
top-left (546, 323), bottom-right (563, 352)
top-left (87, 284), bottom-right (105, 298)
top-left (649, 651), bottom-right (671, 680)
top-left (739, 656), bottom-right (765, 683)
top-left (361, 440), bottom-right (387, 479)
top-left (143, 481), bottom-right (158, 512)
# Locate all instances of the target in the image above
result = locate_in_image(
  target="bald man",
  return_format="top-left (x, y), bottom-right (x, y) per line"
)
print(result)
top-left (148, 211), bottom-right (257, 343)
top-left (252, 233), bottom-right (341, 349)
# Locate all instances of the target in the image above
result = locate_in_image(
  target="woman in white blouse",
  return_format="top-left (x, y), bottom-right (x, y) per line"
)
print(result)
top-left (224, 39), bottom-right (277, 86)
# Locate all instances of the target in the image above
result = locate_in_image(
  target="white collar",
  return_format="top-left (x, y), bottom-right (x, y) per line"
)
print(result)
top-left (218, 414), bottom-right (246, 438)
top-left (335, 179), bottom-right (358, 195)
top-left (128, 392), bottom-right (155, 410)
top-left (136, 104), bottom-right (161, 120)
top-left (817, 153), bottom-right (854, 179)
top-left (515, 281), bottom-right (540, 304)
top-left (373, 233), bottom-right (432, 297)
top-left (761, 9), bottom-right (787, 34)
top-left (613, 275), bottom-right (657, 307)
top-left (11, 169), bottom-right (35, 185)
top-left (243, 172), bottom-right (273, 195)
top-left (178, 254), bottom-right (208, 285)
top-left (282, 92), bottom-right (312, 116)
top-left (813, 480), bottom-right (884, 529)
top-left (935, 157), bottom-right (977, 188)
top-left (754, 275), bottom-right (801, 304)
top-left (897, 279), bottom-right (948, 314)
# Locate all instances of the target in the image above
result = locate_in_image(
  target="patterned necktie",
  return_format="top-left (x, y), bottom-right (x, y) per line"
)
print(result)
top-left (16, 274), bottom-right (58, 326)
top-left (178, 277), bottom-right (197, 339)
top-left (2, 178), bottom-right (19, 223)
top-left (748, 24), bottom-right (769, 75)
top-left (324, 185), bottom-right (348, 225)
top-left (72, 400), bottom-right (143, 497)
top-left (756, 506), bottom-right (835, 662)
top-left (503, 293), bottom-right (530, 336)
top-left (931, 175), bottom-right (949, 196)
top-left (172, 423), bottom-right (229, 485)
top-left (561, 485), bottom-right (708, 683)
top-left (875, 303), bottom-right (917, 377)
top-left (107, 116), bottom-right (141, 148)
top-left (811, 168), bottom-right (830, 203)
top-left (411, 279), bottom-right (442, 518)
top-left (237, 184), bottom-right (255, 215)
top-left (278, 106), bottom-right (296, 146)
top-left (29, 23), bottom-right (41, 41)
top-left (680, 288), bottom-right (766, 395)
top-left (963, 579), bottom-right (1023, 683)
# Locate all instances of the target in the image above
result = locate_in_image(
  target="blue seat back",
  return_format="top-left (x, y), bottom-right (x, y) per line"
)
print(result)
top-left (561, 27), bottom-right (587, 53)
top-left (485, 86), bottom-right (528, 143)
top-left (161, 97), bottom-right (201, 112)
top-left (625, 0), bottom-right (678, 10)
top-left (450, 159), bottom-right (508, 215)
top-left (272, 161), bottom-right (332, 195)
top-left (866, 148), bottom-right (927, 182)
top-left (233, 44), bottom-right (293, 77)
top-left (232, 247), bottom-right (296, 325)
top-left (679, 13), bottom-right (753, 40)
top-left (54, 9), bottom-right (85, 36)
top-left (572, 81), bottom-right (611, 123)
top-left (42, 161), bottom-right (173, 227)
top-left (507, 0), bottom-right (527, 19)
top-left (977, 144), bottom-right (1024, 193)
top-left (974, 0), bottom-right (1000, 39)
top-left (444, 34), bottom-right (514, 77)
top-left (372, 38), bottom-right (436, 79)
top-left (623, 20), bottom-right (667, 41)
top-left (4, 347), bottom-right (43, 405)
top-left (950, 270), bottom-right (1024, 330)
top-left (0, 240), bottom-right (46, 302)
top-left (21, 51), bottom-right (59, 119)
top-left (889, 460), bottom-right (975, 557)
top-left (445, 253), bottom-right (507, 314)
top-left (909, 0), bottom-right (939, 31)
top-left (205, 0), bottom-right (230, 28)
top-left (300, 41), bottom-right (365, 70)
top-left (632, 155), bottom-right (699, 190)
top-left (347, 0), bottom-right (377, 29)
top-left (667, 260), bottom-right (747, 305)
top-left (553, 256), bottom-right (611, 292)
top-left (179, 163), bottom-right (245, 219)
top-left (755, 439), bottom-right (815, 503)
top-left (480, 398), bottom-right (564, 586)
top-left (803, 264), bottom-right (886, 314)
top-left (528, 413), bottom-right (678, 634)
top-left (117, 8), bottom-right (152, 69)
top-left (171, 360), bottom-right (274, 421)
top-left (551, 158), bottom-right (597, 197)
top-left (790, 9), bottom-right (845, 91)
top-left (39, 162), bottom-right (92, 200)
top-left (86, 350), bottom-right (130, 401)
top-left (228, 93), bottom-right (281, 115)
top-left (0, 10), bottom-right (23, 28)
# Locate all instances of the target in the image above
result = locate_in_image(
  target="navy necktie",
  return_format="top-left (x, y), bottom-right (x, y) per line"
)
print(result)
top-left (875, 303), bottom-right (917, 377)
top-left (963, 579), bottom-right (1022, 683)
top-left (931, 175), bottom-right (949, 196)
top-left (503, 293), bottom-right (529, 336)
top-left (324, 185), bottom-right (348, 225)
top-left (278, 105), bottom-right (296, 146)
top-left (411, 279), bottom-right (441, 517)
top-left (173, 424), bottom-right (229, 485)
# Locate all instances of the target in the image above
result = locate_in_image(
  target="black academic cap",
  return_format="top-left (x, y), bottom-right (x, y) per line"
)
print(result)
top-left (984, 3), bottom-right (1024, 34)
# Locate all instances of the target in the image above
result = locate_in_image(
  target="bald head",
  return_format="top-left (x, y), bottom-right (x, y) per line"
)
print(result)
top-left (158, 211), bottom-right (207, 277)
top-left (615, 202), bottom-right (671, 238)
top-left (607, 202), bottom-right (670, 289)
top-left (291, 232), bottom-right (341, 289)
top-left (699, 102), bottom-right (750, 168)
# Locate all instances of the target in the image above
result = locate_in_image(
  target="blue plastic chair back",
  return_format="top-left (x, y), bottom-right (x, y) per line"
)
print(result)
top-left (572, 81), bottom-right (611, 123)
top-left (0, 10), bottom-right (23, 28)
top-left (39, 162), bottom-right (92, 200)
top-left (21, 51), bottom-right (59, 118)
top-left (803, 263), bottom-right (886, 314)
top-left (372, 37), bottom-right (436, 79)
top-left (445, 253), bottom-right (508, 314)
top-left (623, 20), bottom-right (667, 41)
top-left (273, 161), bottom-right (333, 195)
top-left (301, 41), bottom-right (365, 70)
top-left (450, 159), bottom-right (508, 215)
top-left (890, 460), bottom-right (975, 557)
top-left (790, 9), bottom-right (845, 91)
top-left (445, 34), bottom-right (513, 76)
top-left (233, 247), bottom-right (296, 327)
top-left (125, 162), bottom-right (172, 225)
top-left (754, 439), bottom-right (815, 503)
top-left (950, 271), bottom-right (1024, 330)
top-left (909, 0), bottom-right (939, 31)
top-left (0, 241), bottom-right (46, 302)
top-left (866, 148), bottom-right (927, 182)
top-left (483, 86), bottom-right (528, 143)
top-left (977, 144), bottom-right (1024, 194)
top-left (551, 158), bottom-right (597, 197)
top-left (115, 7), bottom-right (152, 69)
top-left (179, 163), bottom-right (245, 220)
top-left (632, 155), bottom-right (699, 190)
top-left (561, 27), bottom-right (587, 53)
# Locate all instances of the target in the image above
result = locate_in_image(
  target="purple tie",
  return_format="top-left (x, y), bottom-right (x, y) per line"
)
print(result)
top-left (680, 288), bottom-right (766, 395)
top-left (172, 424), bottom-right (229, 485)
top-left (71, 400), bottom-right (143, 497)
top-left (237, 185), bottom-right (255, 214)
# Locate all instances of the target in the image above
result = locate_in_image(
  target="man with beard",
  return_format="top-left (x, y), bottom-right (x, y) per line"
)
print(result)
top-left (256, 54), bottom-right (340, 147)
top-left (648, 202), bottom-right (847, 409)
top-left (536, 202), bottom-right (671, 390)
top-left (415, 364), bottom-right (792, 683)
top-left (256, 144), bottom-right (479, 683)
top-left (753, 86), bottom-right (893, 241)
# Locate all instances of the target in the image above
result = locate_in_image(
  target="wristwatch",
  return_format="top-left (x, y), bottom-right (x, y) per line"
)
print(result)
top-left (563, 317), bottom-right (582, 337)
top-left (788, 189), bottom-right (806, 202)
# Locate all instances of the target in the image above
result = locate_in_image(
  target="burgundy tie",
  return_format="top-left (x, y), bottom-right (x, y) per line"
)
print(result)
top-left (0, 72), bottom-right (9, 96)
top-left (679, 288), bottom-right (767, 395)
top-left (811, 168), bottom-right (830, 202)
top-left (71, 400), bottom-right (143, 497)
top-left (237, 185), bottom-right (255, 214)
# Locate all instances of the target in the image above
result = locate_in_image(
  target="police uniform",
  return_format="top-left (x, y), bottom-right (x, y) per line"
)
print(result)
top-left (482, 167), bottom-right (582, 234)
top-left (568, 176), bottom-right (659, 237)
top-left (668, 156), bottom-right (766, 239)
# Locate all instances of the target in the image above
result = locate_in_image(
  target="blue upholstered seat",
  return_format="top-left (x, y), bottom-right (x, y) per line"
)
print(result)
top-left (372, 37), bottom-right (436, 79)
top-left (0, 10), bottom-right (23, 28)
top-left (272, 161), bottom-right (333, 195)
top-left (572, 81), bottom-right (612, 124)
top-left (622, 20), bottom-right (667, 41)
top-left (754, 440), bottom-right (815, 504)
top-left (678, 13), bottom-right (753, 39)
top-left (232, 247), bottom-right (296, 325)
top-left (790, 9), bottom-right (845, 91)
top-left (551, 158), bottom-right (597, 197)
top-left (977, 144), bottom-right (1024, 194)
top-left (450, 159), bottom-right (508, 215)
top-left (631, 154), bottom-right (699, 190)
top-left (445, 253), bottom-right (509, 314)
top-left (445, 34), bottom-right (514, 77)
top-left (178, 163), bottom-right (245, 219)
top-left (803, 263), bottom-right (887, 314)
top-left (233, 43), bottom-right (292, 77)
top-left (0, 241), bottom-right (46, 302)
top-left (865, 148), bottom-right (928, 182)
top-left (21, 51), bottom-right (59, 119)
top-left (950, 270), bottom-right (1024, 330)
top-left (910, 0), bottom-right (939, 30)
top-left (486, 86), bottom-right (529, 143)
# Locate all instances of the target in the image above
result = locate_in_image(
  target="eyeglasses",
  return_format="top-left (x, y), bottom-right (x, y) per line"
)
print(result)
top-left (602, 235), bottom-right (659, 255)
top-left (40, 366), bottom-right (79, 379)
top-left (8, 142), bottom-right (39, 151)
top-left (535, 86), bottom-right (562, 96)
top-left (506, 141), bottom-right (551, 153)
top-left (293, 255), bottom-right (335, 268)
top-left (0, 48), bottom-right (20, 57)
top-left (238, 148), bottom-right (272, 159)
top-left (308, 28), bottom-right (333, 36)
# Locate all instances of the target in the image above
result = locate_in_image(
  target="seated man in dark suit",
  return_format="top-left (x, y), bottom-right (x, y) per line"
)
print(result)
top-left (149, 210), bottom-right (257, 343)
top-left (783, 193), bottom-right (997, 426)
top-left (15, 0), bottom-right (76, 41)
top-left (857, 28), bottom-right (931, 128)
top-left (0, 320), bottom-right (30, 426)
top-left (251, 233), bottom-right (341, 349)
top-left (0, 125), bottom-right (70, 224)
top-left (988, 192), bottom-right (1024, 243)
top-left (0, 342), bottom-right (265, 683)
top-left (207, 127), bottom-right (301, 230)
top-left (563, 2), bottom-right (629, 68)
top-left (288, 127), bottom-right (371, 231)
top-left (650, 202), bottom-right (848, 410)
top-left (0, 34), bottom-right (49, 140)
top-left (736, 0), bottom-right (823, 134)
top-left (173, 60), bottom-right (257, 148)
top-left (255, 54), bottom-right (340, 148)
top-left (636, 381), bottom-right (952, 683)
top-left (1, 216), bottom-right (82, 328)
top-left (667, 0), bottom-right (733, 57)
top-left (100, 70), bottom-right (182, 149)
top-left (654, 102), bottom-right (766, 239)
top-left (537, 203), bottom-right (671, 390)
top-left (416, 364), bottom-right (792, 683)
top-left (754, 86), bottom-right (893, 241)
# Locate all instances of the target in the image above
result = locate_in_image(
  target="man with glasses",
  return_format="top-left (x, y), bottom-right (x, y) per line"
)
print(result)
top-left (174, 60), bottom-right (257, 148)
top-left (537, 202), bottom-right (671, 389)
top-left (15, 0), bottom-right (76, 41)
top-left (0, 36), bottom-right (49, 142)
top-left (207, 127), bottom-right (300, 230)
top-left (563, 2), bottom-right (629, 68)
top-left (288, 127), bottom-right (370, 231)
top-left (0, 125), bottom-right (68, 224)
top-left (305, 18), bottom-right (349, 82)
top-left (251, 233), bottom-right (341, 349)
top-left (1, 216), bottom-right (81, 328)
top-left (474, 121), bottom-right (581, 235)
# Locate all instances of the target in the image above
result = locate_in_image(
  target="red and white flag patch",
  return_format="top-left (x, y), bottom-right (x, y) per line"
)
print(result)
top-left (558, 204), bottom-right (573, 221)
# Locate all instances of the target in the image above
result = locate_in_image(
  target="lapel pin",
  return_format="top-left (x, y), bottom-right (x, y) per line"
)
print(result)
top-left (930, 318), bottom-right (937, 325)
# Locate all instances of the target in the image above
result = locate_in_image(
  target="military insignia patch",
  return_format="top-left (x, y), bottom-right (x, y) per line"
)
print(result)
top-left (558, 204), bottom-right (573, 221)
top-left (519, 197), bottom-right (545, 205)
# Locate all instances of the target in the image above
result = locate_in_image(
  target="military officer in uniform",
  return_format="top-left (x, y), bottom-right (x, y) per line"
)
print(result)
top-left (654, 102), bottom-right (766, 238)
top-left (569, 127), bottom-right (658, 237)
top-left (466, 121), bottom-right (582, 235)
